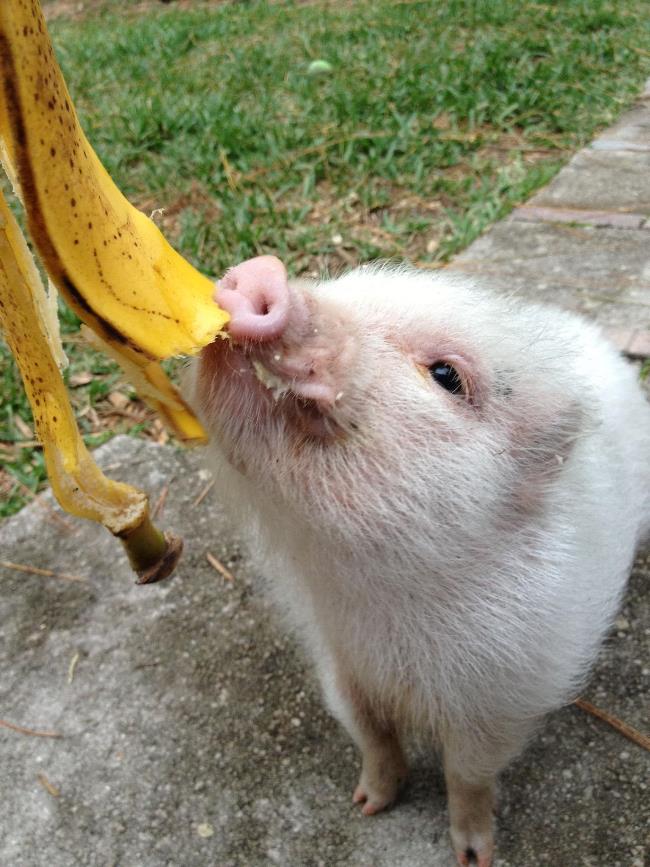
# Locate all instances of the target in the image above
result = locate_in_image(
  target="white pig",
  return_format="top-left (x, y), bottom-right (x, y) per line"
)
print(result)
top-left (189, 256), bottom-right (650, 867)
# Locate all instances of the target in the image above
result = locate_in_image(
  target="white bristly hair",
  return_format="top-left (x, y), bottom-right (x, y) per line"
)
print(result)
top-left (189, 264), bottom-right (650, 857)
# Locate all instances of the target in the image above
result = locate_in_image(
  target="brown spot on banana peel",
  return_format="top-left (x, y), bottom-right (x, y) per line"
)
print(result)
top-left (0, 37), bottom-right (25, 150)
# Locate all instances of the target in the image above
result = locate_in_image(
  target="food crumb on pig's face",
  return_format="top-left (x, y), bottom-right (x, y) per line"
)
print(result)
top-left (190, 263), bottom-right (596, 550)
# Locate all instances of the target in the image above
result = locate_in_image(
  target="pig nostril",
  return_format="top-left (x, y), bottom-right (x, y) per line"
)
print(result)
top-left (216, 255), bottom-right (291, 343)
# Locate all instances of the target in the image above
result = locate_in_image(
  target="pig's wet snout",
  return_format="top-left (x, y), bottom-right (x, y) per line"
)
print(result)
top-left (216, 255), bottom-right (290, 342)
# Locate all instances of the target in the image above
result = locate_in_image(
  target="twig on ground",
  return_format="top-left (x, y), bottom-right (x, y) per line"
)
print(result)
top-left (206, 551), bottom-right (235, 583)
top-left (0, 560), bottom-right (87, 583)
top-left (574, 697), bottom-right (650, 751)
top-left (94, 407), bottom-right (148, 421)
top-left (37, 774), bottom-right (61, 797)
top-left (219, 147), bottom-right (239, 192)
top-left (2, 438), bottom-right (41, 449)
top-left (192, 479), bottom-right (215, 508)
top-left (414, 260), bottom-right (446, 270)
top-left (133, 660), bottom-right (162, 670)
top-left (152, 481), bottom-right (171, 520)
top-left (0, 719), bottom-right (63, 739)
top-left (37, 500), bottom-right (74, 532)
top-left (67, 652), bottom-right (81, 685)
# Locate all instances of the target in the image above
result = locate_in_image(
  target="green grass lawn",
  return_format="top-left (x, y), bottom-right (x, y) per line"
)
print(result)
top-left (1, 0), bottom-right (650, 516)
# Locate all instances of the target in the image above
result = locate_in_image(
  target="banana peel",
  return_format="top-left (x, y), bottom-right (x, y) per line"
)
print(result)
top-left (0, 0), bottom-right (231, 581)
top-left (0, 0), bottom-right (229, 443)
top-left (0, 189), bottom-right (181, 584)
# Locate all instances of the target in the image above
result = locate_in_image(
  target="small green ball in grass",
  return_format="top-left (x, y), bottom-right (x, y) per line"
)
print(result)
top-left (307, 59), bottom-right (333, 76)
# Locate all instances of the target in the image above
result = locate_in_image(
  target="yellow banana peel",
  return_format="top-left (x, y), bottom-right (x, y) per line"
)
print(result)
top-left (0, 0), bottom-right (231, 581)
top-left (83, 327), bottom-right (210, 444)
top-left (0, 0), bottom-right (229, 443)
top-left (0, 189), bottom-right (181, 583)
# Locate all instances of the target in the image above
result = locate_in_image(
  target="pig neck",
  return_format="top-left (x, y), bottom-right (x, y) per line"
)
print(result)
top-left (256, 480), bottom-right (563, 615)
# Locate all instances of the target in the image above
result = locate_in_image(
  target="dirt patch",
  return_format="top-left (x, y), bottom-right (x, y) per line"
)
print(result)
top-left (276, 179), bottom-right (447, 276)
top-left (43, 0), bottom-right (233, 23)
top-left (135, 180), bottom-right (222, 244)
top-left (43, 0), bottom-right (104, 21)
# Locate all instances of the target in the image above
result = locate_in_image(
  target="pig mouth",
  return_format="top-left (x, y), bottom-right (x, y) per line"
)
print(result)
top-left (250, 355), bottom-right (343, 438)
top-left (250, 358), bottom-right (339, 406)
top-left (201, 338), bottom-right (344, 440)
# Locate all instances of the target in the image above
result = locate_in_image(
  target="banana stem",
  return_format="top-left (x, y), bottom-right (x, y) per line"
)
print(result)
top-left (118, 512), bottom-right (184, 585)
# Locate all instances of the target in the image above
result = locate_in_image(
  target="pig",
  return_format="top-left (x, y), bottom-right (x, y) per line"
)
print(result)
top-left (189, 255), bottom-right (650, 867)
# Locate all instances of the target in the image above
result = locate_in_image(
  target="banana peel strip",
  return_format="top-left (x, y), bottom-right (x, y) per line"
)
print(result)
top-left (0, 0), bottom-right (229, 444)
top-left (83, 327), bottom-right (209, 444)
top-left (0, 189), bottom-right (181, 583)
top-left (0, 0), bottom-right (234, 577)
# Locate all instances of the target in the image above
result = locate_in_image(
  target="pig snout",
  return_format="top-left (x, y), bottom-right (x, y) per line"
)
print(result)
top-left (201, 255), bottom-right (359, 438)
top-left (216, 255), bottom-right (290, 342)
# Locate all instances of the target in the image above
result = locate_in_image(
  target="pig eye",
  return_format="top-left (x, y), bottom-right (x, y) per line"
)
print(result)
top-left (429, 362), bottom-right (464, 396)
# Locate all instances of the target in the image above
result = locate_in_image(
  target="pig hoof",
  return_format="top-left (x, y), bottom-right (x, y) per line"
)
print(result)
top-left (352, 759), bottom-right (407, 815)
top-left (451, 830), bottom-right (494, 867)
top-left (352, 782), bottom-right (396, 815)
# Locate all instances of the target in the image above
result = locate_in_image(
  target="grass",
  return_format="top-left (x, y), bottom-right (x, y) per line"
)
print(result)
top-left (1, 0), bottom-right (649, 517)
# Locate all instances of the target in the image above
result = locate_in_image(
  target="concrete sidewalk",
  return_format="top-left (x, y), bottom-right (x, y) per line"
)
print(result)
top-left (1, 88), bottom-right (649, 866)
top-left (451, 77), bottom-right (650, 358)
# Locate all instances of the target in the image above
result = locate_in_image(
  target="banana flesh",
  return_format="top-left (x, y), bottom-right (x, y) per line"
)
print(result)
top-left (0, 188), bottom-right (181, 583)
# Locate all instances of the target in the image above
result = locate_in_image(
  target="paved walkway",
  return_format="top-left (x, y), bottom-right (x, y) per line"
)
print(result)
top-left (1, 87), bottom-right (649, 867)
top-left (452, 77), bottom-right (650, 359)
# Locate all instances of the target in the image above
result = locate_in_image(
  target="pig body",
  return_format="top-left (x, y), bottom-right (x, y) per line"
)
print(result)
top-left (190, 259), bottom-right (650, 867)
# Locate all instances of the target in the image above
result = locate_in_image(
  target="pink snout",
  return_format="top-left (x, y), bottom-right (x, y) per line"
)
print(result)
top-left (216, 255), bottom-right (290, 342)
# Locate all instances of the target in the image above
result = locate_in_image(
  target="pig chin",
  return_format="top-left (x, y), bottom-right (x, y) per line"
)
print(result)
top-left (197, 322), bottom-right (352, 463)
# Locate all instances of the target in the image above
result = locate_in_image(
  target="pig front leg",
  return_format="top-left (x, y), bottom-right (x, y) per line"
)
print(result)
top-left (444, 762), bottom-right (495, 867)
top-left (442, 722), bottom-right (533, 867)
top-left (351, 718), bottom-right (408, 815)
top-left (320, 660), bottom-right (408, 815)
